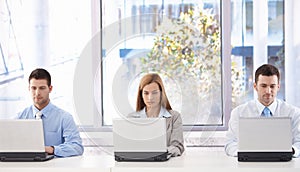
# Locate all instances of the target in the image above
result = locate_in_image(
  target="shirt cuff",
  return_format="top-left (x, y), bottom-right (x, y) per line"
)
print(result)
top-left (51, 146), bottom-right (55, 155)
top-left (292, 146), bottom-right (299, 158)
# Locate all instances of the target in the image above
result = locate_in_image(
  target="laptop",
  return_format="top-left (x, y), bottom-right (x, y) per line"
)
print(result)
top-left (238, 117), bottom-right (293, 162)
top-left (0, 119), bottom-right (55, 162)
top-left (112, 117), bottom-right (170, 162)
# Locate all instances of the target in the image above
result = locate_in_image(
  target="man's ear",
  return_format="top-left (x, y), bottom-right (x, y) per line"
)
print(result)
top-left (253, 82), bottom-right (258, 92)
top-left (49, 85), bottom-right (53, 92)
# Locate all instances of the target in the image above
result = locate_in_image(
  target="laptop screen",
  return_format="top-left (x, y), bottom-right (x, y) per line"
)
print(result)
top-left (113, 118), bottom-right (167, 152)
top-left (238, 117), bottom-right (292, 152)
top-left (0, 119), bottom-right (45, 153)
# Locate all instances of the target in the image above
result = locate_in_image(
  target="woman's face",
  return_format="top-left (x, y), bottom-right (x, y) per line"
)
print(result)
top-left (142, 82), bottom-right (161, 109)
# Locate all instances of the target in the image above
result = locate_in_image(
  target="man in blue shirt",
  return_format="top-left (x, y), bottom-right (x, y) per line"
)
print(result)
top-left (18, 68), bottom-right (84, 157)
top-left (225, 64), bottom-right (300, 157)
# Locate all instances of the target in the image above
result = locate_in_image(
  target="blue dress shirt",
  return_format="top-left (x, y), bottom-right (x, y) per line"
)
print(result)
top-left (225, 99), bottom-right (300, 158)
top-left (17, 102), bottom-right (84, 157)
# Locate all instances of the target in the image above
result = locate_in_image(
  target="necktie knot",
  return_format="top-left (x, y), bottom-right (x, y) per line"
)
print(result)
top-left (35, 111), bottom-right (42, 120)
top-left (262, 107), bottom-right (272, 117)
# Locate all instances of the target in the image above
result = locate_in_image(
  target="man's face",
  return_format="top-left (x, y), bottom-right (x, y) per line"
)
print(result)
top-left (29, 78), bottom-right (52, 110)
top-left (254, 74), bottom-right (280, 106)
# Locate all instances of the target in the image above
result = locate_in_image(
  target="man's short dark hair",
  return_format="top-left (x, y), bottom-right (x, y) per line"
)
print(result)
top-left (28, 68), bottom-right (51, 86)
top-left (254, 64), bottom-right (280, 84)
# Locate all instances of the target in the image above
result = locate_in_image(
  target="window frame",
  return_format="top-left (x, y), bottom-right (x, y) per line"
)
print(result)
top-left (89, 0), bottom-right (232, 132)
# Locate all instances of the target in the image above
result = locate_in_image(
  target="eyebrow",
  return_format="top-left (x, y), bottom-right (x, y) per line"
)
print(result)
top-left (143, 90), bottom-right (160, 92)
top-left (259, 83), bottom-right (277, 86)
top-left (30, 85), bottom-right (48, 88)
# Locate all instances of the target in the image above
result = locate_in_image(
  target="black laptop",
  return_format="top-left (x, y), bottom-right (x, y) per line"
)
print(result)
top-left (238, 117), bottom-right (293, 162)
top-left (0, 119), bottom-right (54, 162)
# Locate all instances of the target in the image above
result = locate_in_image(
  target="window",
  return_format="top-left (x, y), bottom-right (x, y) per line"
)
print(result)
top-left (231, 0), bottom-right (284, 107)
top-left (101, 0), bottom-right (226, 130)
top-left (0, 1), bottom-right (23, 78)
top-left (0, 0), bottom-right (94, 120)
top-left (1, 0), bottom-right (293, 134)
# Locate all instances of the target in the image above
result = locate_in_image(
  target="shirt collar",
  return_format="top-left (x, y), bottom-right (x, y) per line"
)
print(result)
top-left (31, 101), bottom-right (53, 118)
top-left (139, 107), bottom-right (172, 118)
top-left (255, 98), bottom-right (278, 115)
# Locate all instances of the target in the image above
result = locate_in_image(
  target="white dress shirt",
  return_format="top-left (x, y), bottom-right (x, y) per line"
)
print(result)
top-left (225, 99), bottom-right (300, 157)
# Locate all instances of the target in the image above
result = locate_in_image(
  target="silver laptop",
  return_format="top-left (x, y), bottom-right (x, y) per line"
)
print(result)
top-left (0, 119), bottom-right (54, 162)
top-left (238, 117), bottom-right (293, 162)
top-left (112, 117), bottom-right (170, 161)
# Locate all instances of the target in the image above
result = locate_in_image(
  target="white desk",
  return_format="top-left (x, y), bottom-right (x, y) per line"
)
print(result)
top-left (113, 147), bottom-right (300, 172)
top-left (0, 154), bottom-right (115, 172)
top-left (1, 147), bottom-right (300, 172)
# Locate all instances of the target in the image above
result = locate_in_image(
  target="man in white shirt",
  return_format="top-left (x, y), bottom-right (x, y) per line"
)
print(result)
top-left (225, 64), bottom-right (300, 157)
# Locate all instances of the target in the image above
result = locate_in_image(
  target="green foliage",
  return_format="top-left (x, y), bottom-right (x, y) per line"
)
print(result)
top-left (231, 60), bottom-right (246, 107)
top-left (140, 6), bottom-right (246, 107)
top-left (140, 7), bottom-right (221, 96)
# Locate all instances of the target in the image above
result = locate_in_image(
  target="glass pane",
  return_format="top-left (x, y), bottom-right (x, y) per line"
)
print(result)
top-left (231, 0), bottom-right (284, 108)
top-left (0, 0), bottom-right (23, 76)
top-left (0, 0), bottom-right (93, 122)
top-left (102, 0), bottom-right (222, 126)
top-left (267, 0), bottom-right (284, 100)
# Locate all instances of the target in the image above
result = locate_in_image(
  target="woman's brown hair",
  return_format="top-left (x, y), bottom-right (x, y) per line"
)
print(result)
top-left (136, 73), bottom-right (172, 111)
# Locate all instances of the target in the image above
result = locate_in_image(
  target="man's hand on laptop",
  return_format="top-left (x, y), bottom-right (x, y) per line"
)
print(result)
top-left (45, 146), bottom-right (54, 155)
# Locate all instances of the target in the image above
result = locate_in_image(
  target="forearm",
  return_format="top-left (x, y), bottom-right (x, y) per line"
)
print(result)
top-left (168, 140), bottom-right (185, 156)
top-left (169, 112), bottom-right (185, 156)
top-left (53, 142), bottom-right (84, 157)
top-left (292, 112), bottom-right (300, 158)
top-left (225, 108), bottom-right (239, 157)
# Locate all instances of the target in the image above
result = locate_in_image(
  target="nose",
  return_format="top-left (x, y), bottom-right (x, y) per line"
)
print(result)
top-left (147, 93), bottom-right (153, 100)
top-left (266, 86), bottom-right (271, 93)
top-left (35, 88), bottom-right (41, 95)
